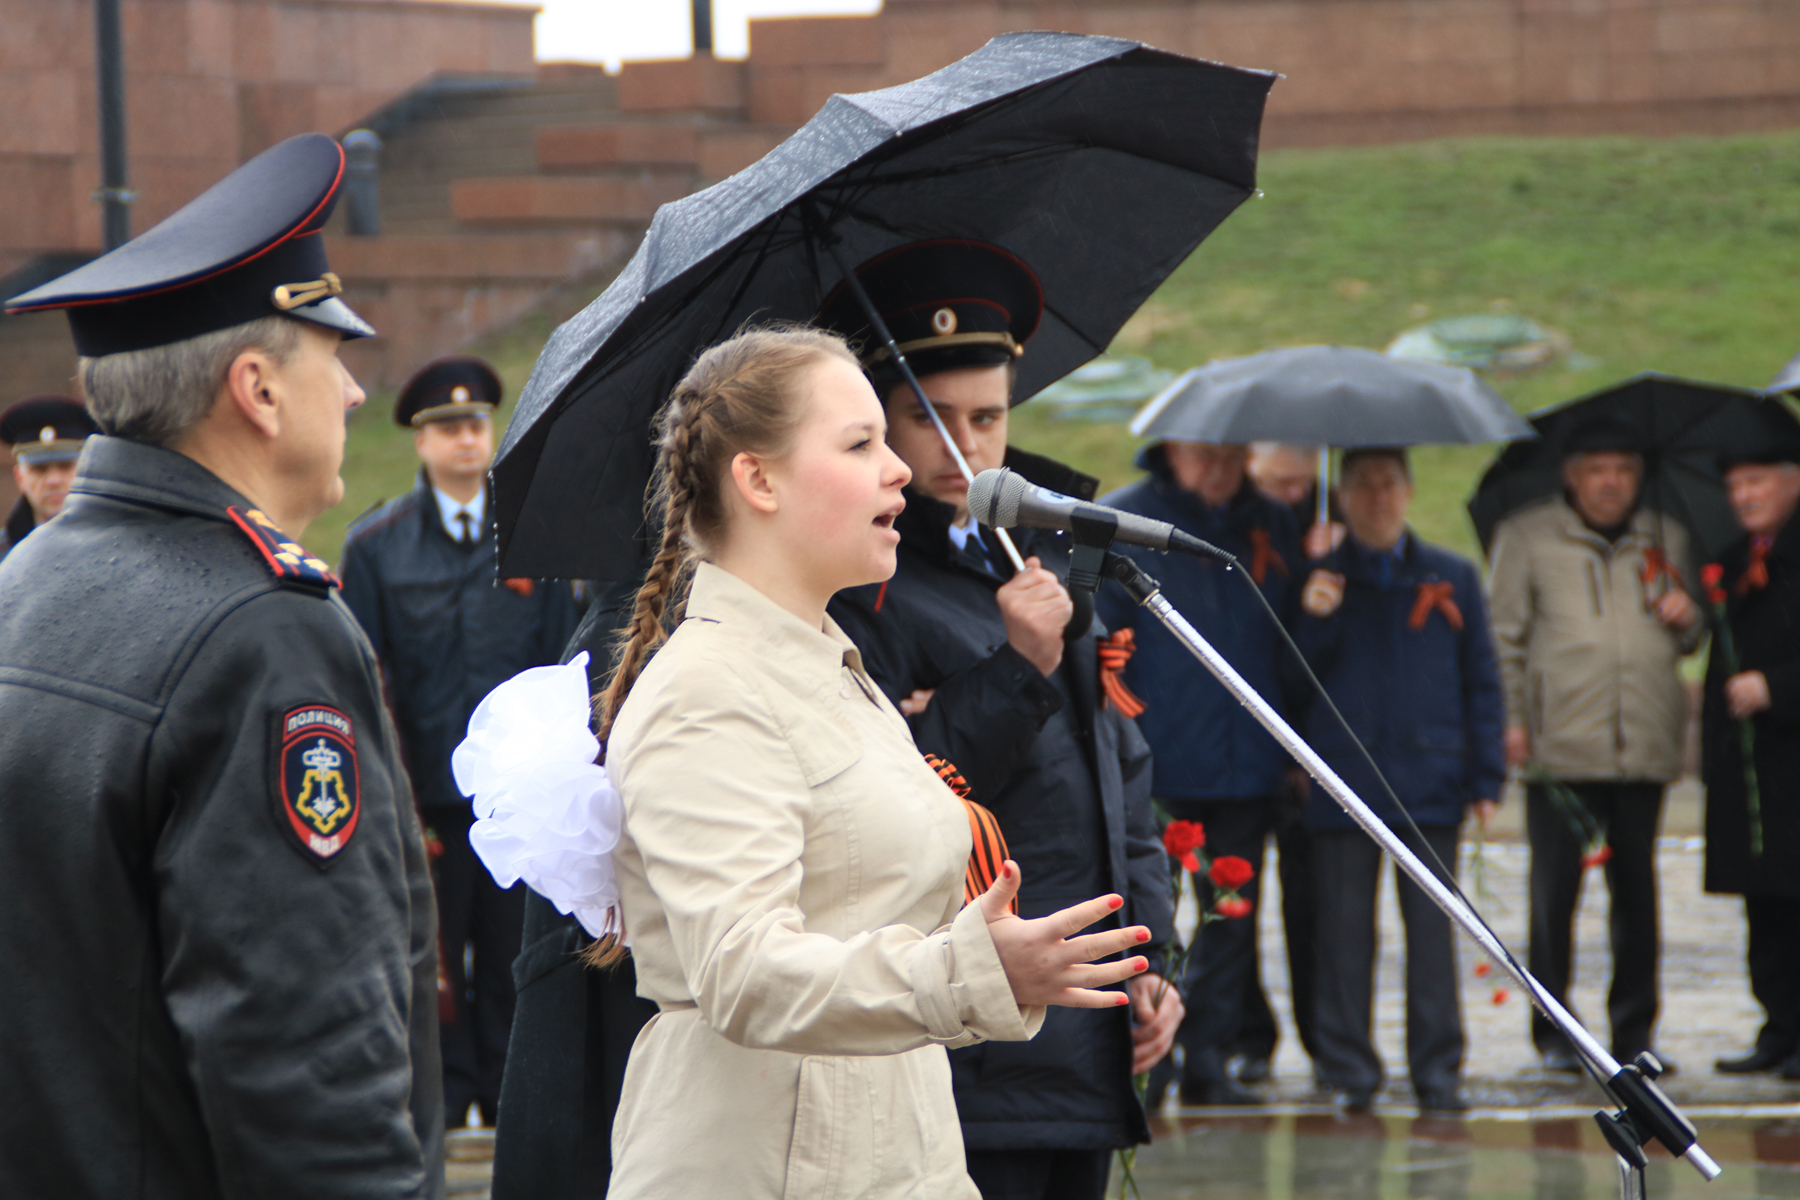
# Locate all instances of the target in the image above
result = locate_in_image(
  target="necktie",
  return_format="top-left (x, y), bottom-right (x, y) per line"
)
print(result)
top-left (457, 510), bottom-right (474, 546)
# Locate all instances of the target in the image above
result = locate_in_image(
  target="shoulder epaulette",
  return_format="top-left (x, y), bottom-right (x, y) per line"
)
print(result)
top-left (227, 506), bottom-right (340, 589)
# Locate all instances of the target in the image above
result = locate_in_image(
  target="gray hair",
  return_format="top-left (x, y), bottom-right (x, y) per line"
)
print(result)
top-left (79, 316), bottom-right (303, 447)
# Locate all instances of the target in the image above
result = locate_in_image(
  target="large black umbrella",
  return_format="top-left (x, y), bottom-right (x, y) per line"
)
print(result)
top-left (1466, 372), bottom-right (1790, 564)
top-left (1129, 345), bottom-right (1533, 445)
top-left (492, 32), bottom-right (1273, 580)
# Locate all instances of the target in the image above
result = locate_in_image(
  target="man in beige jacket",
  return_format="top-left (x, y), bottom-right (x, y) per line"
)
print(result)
top-left (1488, 416), bottom-right (1702, 1072)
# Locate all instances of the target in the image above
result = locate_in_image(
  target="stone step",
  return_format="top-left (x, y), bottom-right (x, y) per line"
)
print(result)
top-left (448, 173), bottom-right (695, 227)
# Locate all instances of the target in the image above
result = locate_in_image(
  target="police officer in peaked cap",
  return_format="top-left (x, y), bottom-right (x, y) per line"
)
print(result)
top-left (341, 355), bottom-right (578, 1131)
top-left (821, 240), bottom-right (1179, 1200)
top-left (0, 134), bottom-right (443, 1199)
top-left (0, 394), bottom-right (99, 561)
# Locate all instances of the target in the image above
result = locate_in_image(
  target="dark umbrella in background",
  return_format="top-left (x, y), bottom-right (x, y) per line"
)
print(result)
top-left (1130, 344), bottom-right (1535, 526)
top-left (492, 31), bottom-right (1274, 581)
top-left (1467, 372), bottom-right (1794, 565)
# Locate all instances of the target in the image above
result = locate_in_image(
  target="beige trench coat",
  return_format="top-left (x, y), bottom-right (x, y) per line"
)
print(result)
top-left (606, 563), bottom-right (1042, 1199)
top-left (1487, 498), bottom-right (1704, 782)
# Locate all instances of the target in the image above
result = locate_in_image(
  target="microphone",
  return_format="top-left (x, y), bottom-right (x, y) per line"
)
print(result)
top-left (967, 468), bottom-right (1232, 561)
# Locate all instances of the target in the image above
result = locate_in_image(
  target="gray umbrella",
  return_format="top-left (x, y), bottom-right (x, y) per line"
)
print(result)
top-left (1129, 344), bottom-right (1534, 446)
top-left (1770, 350), bottom-right (1800, 395)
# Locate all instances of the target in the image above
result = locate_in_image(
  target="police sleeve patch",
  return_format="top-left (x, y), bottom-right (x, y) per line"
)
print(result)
top-left (275, 705), bottom-right (360, 865)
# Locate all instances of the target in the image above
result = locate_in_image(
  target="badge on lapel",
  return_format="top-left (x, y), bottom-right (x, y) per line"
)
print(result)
top-left (276, 705), bottom-right (361, 864)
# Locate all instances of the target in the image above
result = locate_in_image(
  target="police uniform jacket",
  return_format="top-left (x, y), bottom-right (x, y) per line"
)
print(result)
top-left (1096, 451), bottom-right (1301, 802)
top-left (829, 449), bottom-right (1174, 1154)
top-left (340, 472), bottom-right (579, 809)
top-left (1703, 515), bottom-right (1800, 897)
top-left (0, 436), bottom-right (443, 1200)
top-left (0, 495), bottom-right (34, 562)
top-left (1289, 533), bottom-right (1507, 832)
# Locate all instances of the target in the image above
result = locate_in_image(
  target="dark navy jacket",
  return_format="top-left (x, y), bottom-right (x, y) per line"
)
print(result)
top-left (340, 472), bottom-right (579, 810)
top-left (829, 449), bottom-right (1173, 1153)
top-left (1096, 452), bottom-right (1300, 801)
top-left (1290, 532), bottom-right (1506, 831)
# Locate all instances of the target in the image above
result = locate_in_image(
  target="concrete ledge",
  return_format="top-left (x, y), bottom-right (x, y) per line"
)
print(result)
top-left (616, 57), bottom-right (747, 113)
top-left (325, 233), bottom-right (624, 282)
top-left (748, 16), bottom-right (888, 67)
top-left (448, 176), bottom-right (690, 223)
top-left (537, 123), bottom-right (700, 169)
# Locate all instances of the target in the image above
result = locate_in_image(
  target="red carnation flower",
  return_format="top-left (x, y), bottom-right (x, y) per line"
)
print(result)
top-left (1581, 844), bottom-right (1613, 868)
top-left (1473, 962), bottom-right (1492, 978)
top-left (1701, 563), bottom-right (1727, 605)
top-left (1209, 855), bottom-right (1255, 891)
top-left (1215, 896), bottom-right (1254, 919)
top-left (1492, 988), bottom-right (1511, 1006)
top-left (1162, 820), bottom-right (1206, 873)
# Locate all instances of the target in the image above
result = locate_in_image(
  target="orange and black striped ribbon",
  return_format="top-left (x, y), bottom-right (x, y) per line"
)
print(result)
top-left (1097, 629), bottom-right (1147, 718)
top-left (926, 753), bottom-right (1016, 913)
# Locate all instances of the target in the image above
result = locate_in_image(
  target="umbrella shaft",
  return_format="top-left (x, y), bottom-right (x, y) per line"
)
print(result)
top-left (820, 235), bottom-right (1026, 571)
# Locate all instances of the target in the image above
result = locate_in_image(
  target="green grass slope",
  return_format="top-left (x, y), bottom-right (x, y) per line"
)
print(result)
top-left (318, 131), bottom-right (1800, 568)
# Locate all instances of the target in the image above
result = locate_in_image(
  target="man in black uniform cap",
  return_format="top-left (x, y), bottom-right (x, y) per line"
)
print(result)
top-left (0, 394), bottom-right (99, 560)
top-left (820, 240), bottom-right (1179, 1200)
top-left (341, 356), bottom-right (579, 1129)
top-left (0, 133), bottom-right (443, 1199)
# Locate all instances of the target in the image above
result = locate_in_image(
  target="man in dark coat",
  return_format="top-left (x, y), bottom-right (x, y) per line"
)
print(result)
top-left (342, 357), bottom-right (580, 1129)
top-left (1098, 440), bottom-right (1315, 1104)
top-left (488, 580), bottom-right (660, 1200)
top-left (821, 240), bottom-right (1177, 1200)
top-left (1702, 418), bottom-right (1800, 1076)
top-left (0, 134), bottom-right (442, 1199)
top-left (1291, 447), bottom-right (1505, 1114)
top-left (0, 394), bottom-right (99, 561)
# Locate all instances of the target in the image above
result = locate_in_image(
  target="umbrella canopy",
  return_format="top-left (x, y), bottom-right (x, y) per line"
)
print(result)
top-left (1466, 372), bottom-right (1790, 563)
top-left (1770, 350), bottom-right (1800, 395)
top-left (492, 32), bottom-right (1273, 580)
top-left (1129, 344), bottom-right (1534, 446)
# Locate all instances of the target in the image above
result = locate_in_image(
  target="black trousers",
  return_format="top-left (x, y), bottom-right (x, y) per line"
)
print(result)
top-left (430, 805), bottom-right (527, 1124)
top-left (1745, 895), bottom-right (1800, 1059)
top-left (1525, 781), bottom-right (1663, 1061)
top-left (1167, 799), bottom-right (1272, 1085)
top-left (1232, 790), bottom-right (1320, 1064)
top-left (966, 1148), bottom-right (1113, 1200)
top-left (1312, 826), bottom-right (1464, 1097)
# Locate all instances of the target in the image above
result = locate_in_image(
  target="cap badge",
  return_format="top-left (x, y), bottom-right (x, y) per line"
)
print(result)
top-left (38, 427), bottom-right (55, 443)
top-left (452, 386), bottom-right (470, 404)
top-left (272, 271), bottom-right (344, 312)
top-left (932, 307), bottom-right (958, 336)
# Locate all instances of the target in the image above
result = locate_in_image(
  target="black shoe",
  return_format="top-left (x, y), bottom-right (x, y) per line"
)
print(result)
top-left (1233, 1055), bottom-right (1273, 1084)
top-left (1180, 1076), bottom-right (1264, 1107)
top-left (1336, 1088), bottom-right (1376, 1114)
top-left (1540, 1047), bottom-right (1583, 1075)
top-left (1417, 1089), bottom-right (1469, 1115)
top-left (1716, 1047), bottom-right (1786, 1074)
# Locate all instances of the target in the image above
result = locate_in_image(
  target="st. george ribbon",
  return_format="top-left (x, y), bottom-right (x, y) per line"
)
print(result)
top-left (966, 464), bottom-right (1721, 1197)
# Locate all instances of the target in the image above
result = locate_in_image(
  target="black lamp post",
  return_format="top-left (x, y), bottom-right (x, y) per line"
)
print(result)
top-left (692, 0), bottom-right (713, 55)
top-left (94, 0), bottom-right (133, 250)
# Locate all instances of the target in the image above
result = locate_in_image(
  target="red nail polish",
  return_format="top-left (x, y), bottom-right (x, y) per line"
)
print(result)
top-left (1116, 994), bottom-right (1129, 1006)
top-left (1108, 896), bottom-right (1123, 910)
top-left (1137, 929), bottom-right (1150, 943)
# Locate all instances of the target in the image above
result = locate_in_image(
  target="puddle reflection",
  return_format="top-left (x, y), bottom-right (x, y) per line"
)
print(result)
top-left (1121, 1116), bottom-right (1800, 1200)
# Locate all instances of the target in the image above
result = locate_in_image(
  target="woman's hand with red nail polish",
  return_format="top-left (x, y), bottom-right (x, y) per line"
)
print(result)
top-left (978, 860), bottom-right (1153, 1009)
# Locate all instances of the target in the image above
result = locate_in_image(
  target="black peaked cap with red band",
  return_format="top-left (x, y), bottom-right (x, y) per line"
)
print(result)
top-left (4, 133), bottom-right (374, 356)
top-left (814, 239), bottom-right (1043, 402)
top-left (395, 356), bottom-right (503, 428)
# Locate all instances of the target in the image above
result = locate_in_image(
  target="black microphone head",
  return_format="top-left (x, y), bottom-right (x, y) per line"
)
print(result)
top-left (968, 467), bottom-right (1026, 527)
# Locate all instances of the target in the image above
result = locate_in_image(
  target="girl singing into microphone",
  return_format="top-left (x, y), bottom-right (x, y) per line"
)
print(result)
top-left (597, 327), bottom-right (1151, 1199)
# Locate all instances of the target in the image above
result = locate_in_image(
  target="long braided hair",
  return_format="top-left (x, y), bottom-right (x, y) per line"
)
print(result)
top-left (584, 326), bottom-right (858, 966)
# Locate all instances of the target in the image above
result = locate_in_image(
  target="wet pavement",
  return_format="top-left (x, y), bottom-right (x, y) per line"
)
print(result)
top-left (448, 781), bottom-right (1800, 1196)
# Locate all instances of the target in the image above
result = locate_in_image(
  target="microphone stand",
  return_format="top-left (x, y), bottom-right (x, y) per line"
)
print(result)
top-left (1059, 512), bottom-right (1719, 1199)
